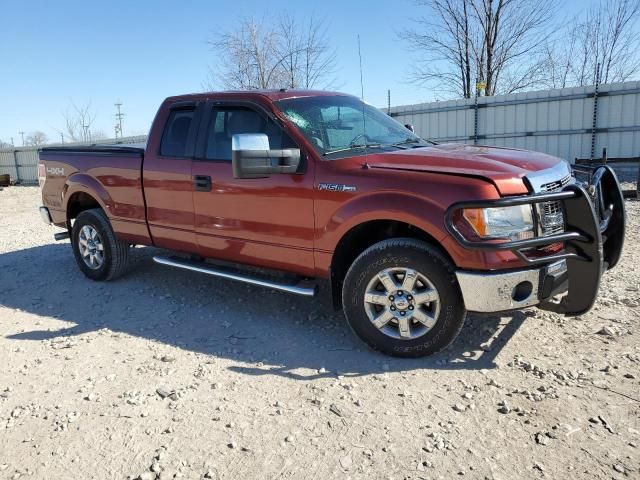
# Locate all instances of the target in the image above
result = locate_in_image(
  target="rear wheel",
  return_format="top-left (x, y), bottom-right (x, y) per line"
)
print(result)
top-left (71, 208), bottom-right (129, 281)
top-left (342, 238), bottom-right (466, 357)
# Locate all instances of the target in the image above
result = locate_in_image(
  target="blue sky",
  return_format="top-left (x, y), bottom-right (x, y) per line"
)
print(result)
top-left (0, 0), bottom-right (601, 143)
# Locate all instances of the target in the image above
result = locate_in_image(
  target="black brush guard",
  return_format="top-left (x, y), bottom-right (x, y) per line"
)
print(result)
top-left (445, 166), bottom-right (626, 316)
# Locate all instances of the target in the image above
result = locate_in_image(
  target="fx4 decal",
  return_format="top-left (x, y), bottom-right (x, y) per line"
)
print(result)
top-left (46, 167), bottom-right (65, 176)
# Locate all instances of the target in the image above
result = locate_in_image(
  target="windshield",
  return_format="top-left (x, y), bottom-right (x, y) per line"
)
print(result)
top-left (274, 95), bottom-right (430, 158)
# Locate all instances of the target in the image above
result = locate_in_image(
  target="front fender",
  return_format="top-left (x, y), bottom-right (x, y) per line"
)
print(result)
top-left (320, 191), bottom-right (449, 249)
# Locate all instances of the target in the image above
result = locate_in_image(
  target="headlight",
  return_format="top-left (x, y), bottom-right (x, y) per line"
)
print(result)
top-left (461, 205), bottom-right (534, 241)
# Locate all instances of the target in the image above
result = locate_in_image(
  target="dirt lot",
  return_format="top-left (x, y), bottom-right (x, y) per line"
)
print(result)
top-left (0, 186), bottom-right (638, 480)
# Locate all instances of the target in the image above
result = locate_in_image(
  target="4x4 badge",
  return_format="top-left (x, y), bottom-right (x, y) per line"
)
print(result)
top-left (317, 183), bottom-right (357, 192)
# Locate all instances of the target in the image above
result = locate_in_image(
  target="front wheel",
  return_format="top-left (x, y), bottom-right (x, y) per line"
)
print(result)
top-left (71, 208), bottom-right (130, 281)
top-left (342, 238), bottom-right (466, 357)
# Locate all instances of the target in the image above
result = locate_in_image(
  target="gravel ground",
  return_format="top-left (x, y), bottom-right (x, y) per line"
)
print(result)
top-left (0, 186), bottom-right (638, 480)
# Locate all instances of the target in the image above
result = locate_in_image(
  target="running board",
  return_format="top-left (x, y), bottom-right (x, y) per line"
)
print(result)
top-left (153, 255), bottom-right (317, 297)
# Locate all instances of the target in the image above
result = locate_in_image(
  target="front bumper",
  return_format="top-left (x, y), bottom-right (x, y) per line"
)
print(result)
top-left (456, 260), bottom-right (568, 312)
top-left (446, 165), bottom-right (626, 316)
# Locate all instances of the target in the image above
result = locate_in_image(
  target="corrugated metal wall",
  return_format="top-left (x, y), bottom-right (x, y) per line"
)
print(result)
top-left (0, 135), bottom-right (147, 184)
top-left (0, 149), bottom-right (40, 183)
top-left (389, 81), bottom-right (640, 163)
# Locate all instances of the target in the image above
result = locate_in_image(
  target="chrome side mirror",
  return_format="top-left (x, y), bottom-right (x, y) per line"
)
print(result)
top-left (231, 133), bottom-right (301, 179)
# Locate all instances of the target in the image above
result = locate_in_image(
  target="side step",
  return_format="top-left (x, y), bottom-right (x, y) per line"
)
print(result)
top-left (153, 255), bottom-right (317, 297)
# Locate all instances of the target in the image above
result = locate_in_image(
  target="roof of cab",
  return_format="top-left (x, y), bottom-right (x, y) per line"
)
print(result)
top-left (163, 89), bottom-right (354, 103)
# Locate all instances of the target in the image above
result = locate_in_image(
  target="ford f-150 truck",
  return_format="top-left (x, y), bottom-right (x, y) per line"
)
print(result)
top-left (38, 90), bottom-right (626, 357)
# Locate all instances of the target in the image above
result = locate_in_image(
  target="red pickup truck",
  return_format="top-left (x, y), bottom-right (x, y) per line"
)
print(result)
top-left (38, 90), bottom-right (626, 357)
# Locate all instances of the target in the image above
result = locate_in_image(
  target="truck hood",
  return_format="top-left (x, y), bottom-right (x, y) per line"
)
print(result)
top-left (362, 143), bottom-right (566, 195)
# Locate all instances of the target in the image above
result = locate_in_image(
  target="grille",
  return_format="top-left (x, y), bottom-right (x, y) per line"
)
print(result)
top-left (538, 174), bottom-right (571, 236)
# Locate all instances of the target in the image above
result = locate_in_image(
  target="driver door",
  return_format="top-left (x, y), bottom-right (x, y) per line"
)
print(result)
top-left (191, 101), bottom-right (316, 276)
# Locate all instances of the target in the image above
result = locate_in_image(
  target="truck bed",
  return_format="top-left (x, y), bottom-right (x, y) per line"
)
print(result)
top-left (39, 145), bottom-right (149, 244)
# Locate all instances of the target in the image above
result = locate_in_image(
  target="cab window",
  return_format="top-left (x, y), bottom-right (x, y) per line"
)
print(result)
top-left (204, 106), bottom-right (295, 161)
top-left (160, 108), bottom-right (195, 157)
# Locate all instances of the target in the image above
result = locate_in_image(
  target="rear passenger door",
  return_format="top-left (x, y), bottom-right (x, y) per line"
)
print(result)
top-left (143, 101), bottom-right (201, 252)
top-left (190, 101), bottom-right (316, 276)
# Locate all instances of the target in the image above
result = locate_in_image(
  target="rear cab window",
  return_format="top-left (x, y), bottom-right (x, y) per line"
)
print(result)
top-left (160, 108), bottom-right (196, 157)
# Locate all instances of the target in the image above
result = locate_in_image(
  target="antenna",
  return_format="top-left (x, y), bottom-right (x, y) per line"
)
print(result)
top-left (357, 35), bottom-right (364, 100)
top-left (357, 35), bottom-right (369, 168)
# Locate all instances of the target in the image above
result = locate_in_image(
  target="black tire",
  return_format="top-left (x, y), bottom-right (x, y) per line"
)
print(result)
top-left (342, 238), bottom-right (466, 358)
top-left (71, 208), bottom-right (129, 281)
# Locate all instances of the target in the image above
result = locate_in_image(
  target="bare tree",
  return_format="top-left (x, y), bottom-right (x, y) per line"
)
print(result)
top-left (278, 14), bottom-right (338, 89)
top-left (545, 0), bottom-right (640, 88)
top-left (206, 15), bottom-right (337, 90)
top-left (0, 139), bottom-right (12, 149)
top-left (63, 101), bottom-right (97, 142)
top-left (209, 17), bottom-right (283, 89)
top-left (25, 131), bottom-right (49, 147)
top-left (540, 30), bottom-right (578, 89)
top-left (401, 0), bottom-right (558, 98)
top-left (278, 14), bottom-right (303, 89)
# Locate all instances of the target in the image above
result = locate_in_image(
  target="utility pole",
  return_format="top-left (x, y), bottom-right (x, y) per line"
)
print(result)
top-left (10, 137), bottom-right (14, 146)
top-left (60, 133), bottom-right (64, 144)
top-left (387, 89), bottom-right (391, 115)
top-left (19, 131), bottom-right (25, 146)
top-left (115, 102), bottom-right (124, 139)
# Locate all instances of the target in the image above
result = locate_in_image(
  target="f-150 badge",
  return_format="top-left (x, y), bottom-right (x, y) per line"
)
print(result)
top-left (317, 183), bottom-right (357, 192)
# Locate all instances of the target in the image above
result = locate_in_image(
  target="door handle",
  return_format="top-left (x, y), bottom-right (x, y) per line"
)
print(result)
top-left (193, 175), bottom-right (212, 192)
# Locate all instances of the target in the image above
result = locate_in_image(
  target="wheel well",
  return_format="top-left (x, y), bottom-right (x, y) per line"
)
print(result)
top-left (66, 192), bottom-right (102, 227)
top-left (329, 220), bottom-right (451, 309)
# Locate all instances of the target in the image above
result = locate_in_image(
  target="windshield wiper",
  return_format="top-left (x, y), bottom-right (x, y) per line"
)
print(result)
top-left (390, 138), bottom-right (438, 148)
top-left (323, 143), bottom-right (382, 156)
top-left (389, 138), bottom-right (423, 149)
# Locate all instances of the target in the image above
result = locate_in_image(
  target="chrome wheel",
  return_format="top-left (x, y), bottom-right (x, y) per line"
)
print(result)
top-left (363, 267), bottom-right (440, 340)
top-left (78, 225), bottom-right (104, 269)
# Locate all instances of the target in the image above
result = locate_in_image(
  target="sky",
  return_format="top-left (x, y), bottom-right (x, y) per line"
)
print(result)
top-left (0, 0), bottom-right (598, 144)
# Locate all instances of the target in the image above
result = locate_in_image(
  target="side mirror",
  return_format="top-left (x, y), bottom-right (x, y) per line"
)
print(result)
top-left (232, 133), bottom-right (301, 179)
top-left (404, 124), bottom-right (415, 133)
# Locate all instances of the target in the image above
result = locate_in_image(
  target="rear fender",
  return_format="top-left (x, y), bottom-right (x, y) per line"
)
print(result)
top-left (63, 173), bottom-right (113, 219)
